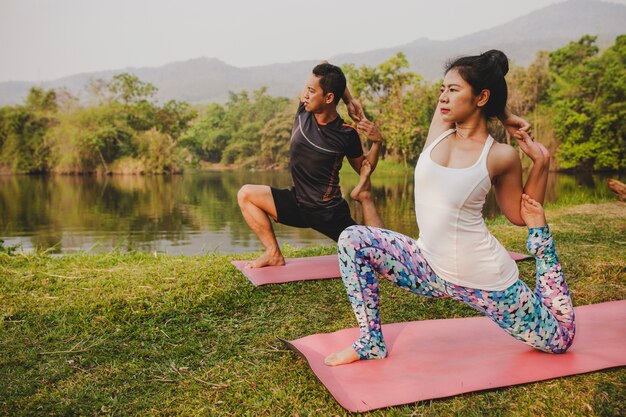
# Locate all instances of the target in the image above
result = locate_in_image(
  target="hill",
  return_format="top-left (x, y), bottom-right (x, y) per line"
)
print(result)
top-left (0, 0), bottom-right (624, 105)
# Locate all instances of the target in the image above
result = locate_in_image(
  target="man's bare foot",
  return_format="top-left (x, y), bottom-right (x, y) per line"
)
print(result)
top-left (246, 250), bottom-right (285, 268)
top-left (350, 160), bottom-right (373, 202)
top-left (520, 194), bottom-right (547, 228)
top-left (324, 346), bottom-right (360, 366)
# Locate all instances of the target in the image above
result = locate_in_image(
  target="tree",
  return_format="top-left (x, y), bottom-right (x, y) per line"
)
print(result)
top-left (344, 53), bottom-right (434, 165)
top-left (134, 128), bottom-right (176, 174)
top-left (548, 35), bottom-right (626, 169)
top-left (507, 51), bottom-right (551, 117)
top-left (258, 104), bottom-right (295, 169)
top-left (0, 87), bottom-right (58, 173)
top-left (180, 88), bottom-right (290, 166)
top-left (108, 73), bottom-right (157, 107)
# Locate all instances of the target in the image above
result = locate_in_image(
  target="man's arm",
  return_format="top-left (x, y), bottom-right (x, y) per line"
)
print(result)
top-left (347, 119), bottom-right (383, 174)
top-left (342, 87), bottom-right (365, 123)
top-left (357, 119), bottom-right (383, 171)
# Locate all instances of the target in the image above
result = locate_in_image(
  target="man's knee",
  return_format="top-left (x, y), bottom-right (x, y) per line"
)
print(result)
top-left (237, 184), bottom-right (254, 207)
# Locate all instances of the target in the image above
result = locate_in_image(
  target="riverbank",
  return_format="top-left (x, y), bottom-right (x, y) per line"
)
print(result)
top-left (1, 202), bottom-right (625, 416)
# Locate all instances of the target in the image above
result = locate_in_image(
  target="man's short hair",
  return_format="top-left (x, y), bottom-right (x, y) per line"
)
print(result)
top-left (312, 63), bottom-right (346, 105)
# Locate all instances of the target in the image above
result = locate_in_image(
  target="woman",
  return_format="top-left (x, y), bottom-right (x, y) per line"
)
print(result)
top-left (325, 50), bottom-right (575, 366)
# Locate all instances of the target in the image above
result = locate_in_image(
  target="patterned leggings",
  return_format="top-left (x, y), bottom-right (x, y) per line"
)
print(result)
top-left (337, 225), bottom-right (576, 359)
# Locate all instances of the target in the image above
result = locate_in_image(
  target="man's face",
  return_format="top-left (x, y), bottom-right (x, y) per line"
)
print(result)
top-left (303, 74), bottom-right (331, 112)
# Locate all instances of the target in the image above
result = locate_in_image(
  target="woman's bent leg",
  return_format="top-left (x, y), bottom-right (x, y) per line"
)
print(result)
top-left (448, 226), bottom-right (575, 353)
top-left (337, 226), bottom-right (448, 360)
top-left (527, 225), bottom-right (575, 338)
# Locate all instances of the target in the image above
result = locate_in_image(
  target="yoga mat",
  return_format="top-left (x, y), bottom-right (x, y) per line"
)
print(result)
top-left (285, 300), bottom-right (626, 413)
top-left (232, 252), bottom-right (530, 286)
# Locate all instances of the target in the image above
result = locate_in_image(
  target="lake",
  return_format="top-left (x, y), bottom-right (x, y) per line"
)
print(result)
top-left (0, 170), bottom-right (621, 255)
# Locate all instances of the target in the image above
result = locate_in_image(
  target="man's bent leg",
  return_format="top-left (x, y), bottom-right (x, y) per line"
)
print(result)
top-left (237, 184), bottom-right (285, 268)
top-left (350, 160), bottom-right (384, 228)
top-left (359, 194), bottom-right (384, 228)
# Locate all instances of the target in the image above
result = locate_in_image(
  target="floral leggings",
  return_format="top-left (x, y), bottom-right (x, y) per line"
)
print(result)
top-left (337, 225), bottom-right (576, 359)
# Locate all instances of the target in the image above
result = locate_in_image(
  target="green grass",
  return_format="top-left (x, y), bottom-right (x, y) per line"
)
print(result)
top-left (1, 203), bottom-right (625, 416)
top-left (340, 158), bottom-right (413, 176)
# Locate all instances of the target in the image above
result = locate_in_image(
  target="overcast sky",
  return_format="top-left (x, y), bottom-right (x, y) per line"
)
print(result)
top-left (1, 0), bottom-right (624, 82)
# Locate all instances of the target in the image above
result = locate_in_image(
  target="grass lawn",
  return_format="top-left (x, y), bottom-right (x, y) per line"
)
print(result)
top-left (1, 202), bottom-right (625, 416)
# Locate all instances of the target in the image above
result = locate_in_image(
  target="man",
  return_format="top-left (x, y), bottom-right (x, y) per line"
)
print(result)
top-left (237, 63), bottom-right (384, 268)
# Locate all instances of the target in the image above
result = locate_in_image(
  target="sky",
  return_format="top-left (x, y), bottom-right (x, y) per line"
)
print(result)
top-left (1, 0), bottom-right (624, 83)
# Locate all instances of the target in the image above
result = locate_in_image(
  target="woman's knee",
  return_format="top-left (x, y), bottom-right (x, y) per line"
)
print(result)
top-left (338, 225), bottom-right (371, 249)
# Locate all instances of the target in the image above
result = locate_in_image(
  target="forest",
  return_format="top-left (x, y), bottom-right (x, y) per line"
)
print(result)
top-left (0, 35), bottom-right (623, 174)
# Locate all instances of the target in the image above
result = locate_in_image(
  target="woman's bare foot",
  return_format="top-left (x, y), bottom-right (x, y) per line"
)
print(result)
top-left (246, 249), bottom-right (285, 268)
top-left (520, 194), bottom-right (547, 228)
top-left (324, 346), bottom-right (360, 366)
top-left (350, 160), bottom-right (373, 202)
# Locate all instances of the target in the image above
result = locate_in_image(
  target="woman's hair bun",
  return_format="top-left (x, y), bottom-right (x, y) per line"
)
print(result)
top-left (482, 50), bottom-right (509, 76)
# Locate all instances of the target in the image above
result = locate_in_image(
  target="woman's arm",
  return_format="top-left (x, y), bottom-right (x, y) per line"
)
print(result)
top-left (498, 108), bottom-right (531, 137)
top-left (492, 131), bottom-right (548, 226)
top-left (515, 129), bottom-right (549, 204)
top-left (425, 101), bottom-right (454, 148)
top-left (492, 146), bottom-right (526, 226)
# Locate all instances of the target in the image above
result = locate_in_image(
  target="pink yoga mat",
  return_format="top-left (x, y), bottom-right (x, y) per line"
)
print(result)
top-left (232, 252), bottom-right (530, 286)
top-left (285, 300), bottom-right (626, 413)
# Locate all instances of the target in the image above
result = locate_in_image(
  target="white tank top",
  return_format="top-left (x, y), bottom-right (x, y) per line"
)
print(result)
top-left (414, 129), bottom-right (518, 291)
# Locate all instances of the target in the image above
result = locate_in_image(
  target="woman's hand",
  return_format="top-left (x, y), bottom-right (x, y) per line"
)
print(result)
top-left (501, 112), bottom-right (531, 138)
top-left (514, 130), bottom-right (546, 165)
top-left (357, 119), bottom-right (383, 143)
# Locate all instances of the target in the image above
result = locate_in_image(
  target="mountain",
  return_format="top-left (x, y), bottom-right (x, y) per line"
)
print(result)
top-left (329, 0), bottom-right (626, 78)
top-left (0, 0), bottom-right (624, 106)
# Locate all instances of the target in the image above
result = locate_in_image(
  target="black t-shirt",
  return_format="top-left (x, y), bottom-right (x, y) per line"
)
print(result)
top-left (289, 102), bottom-right (363, 208)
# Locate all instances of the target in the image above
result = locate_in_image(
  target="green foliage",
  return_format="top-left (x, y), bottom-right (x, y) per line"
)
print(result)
top-left (548, 35), bottom-right (626, 170)
top-left (0, 88), bottom-right (58, 173)
top-left (1, 36), bottom-right (625, 174)
top-left (108, 73), bottom-right (157, 106)
top-left (154, 100), bottom-right (197, 140)
top-left (258, 104), bottom-right (294, 169)
top-left (179, 103), bottom-right (228, 162)
top-left (180, 88), bottom-right (290, 166)
top-left (47, 103), bottom-right (132, 173)
top-left (345, 53), bottom-right (436, 165)
top-left (507, 51), bottom-right (551, 116)
top-left (0, 74), bottom-right (196, 174)
top-left (133, 128), bottom-right (177, 174)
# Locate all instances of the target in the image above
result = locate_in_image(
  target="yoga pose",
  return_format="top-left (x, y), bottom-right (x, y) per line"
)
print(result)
top-left (238, 63), bottom-right (384, 268)
top-left (325, 50), bottom-right (575, 366)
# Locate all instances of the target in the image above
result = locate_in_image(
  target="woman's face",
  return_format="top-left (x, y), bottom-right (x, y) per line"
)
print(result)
top-left (438, 69), bottom-right (483, 123)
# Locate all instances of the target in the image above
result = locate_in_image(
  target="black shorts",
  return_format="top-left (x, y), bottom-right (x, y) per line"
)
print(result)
top-left (271, 187), bottom-right (357, 242)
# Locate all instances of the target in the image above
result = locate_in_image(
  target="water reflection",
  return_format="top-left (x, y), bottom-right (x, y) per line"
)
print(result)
top-left (0, 171), bottom-right (621, 255)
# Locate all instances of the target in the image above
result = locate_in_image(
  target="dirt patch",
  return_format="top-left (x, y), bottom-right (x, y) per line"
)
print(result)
top-left (556, 202), bottom-right (626, 218)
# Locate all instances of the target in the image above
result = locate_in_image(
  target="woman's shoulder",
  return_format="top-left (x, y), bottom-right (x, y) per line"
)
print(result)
top-left (488, 141), bottom-right (521, 174)
top-left (490, 141), bottom-right (518, 159)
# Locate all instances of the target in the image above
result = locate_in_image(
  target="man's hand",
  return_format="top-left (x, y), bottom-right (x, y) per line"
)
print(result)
top-left (346, 98), bottom-right (365, 123)
top-left (357, 119), bottom-right (383, 143)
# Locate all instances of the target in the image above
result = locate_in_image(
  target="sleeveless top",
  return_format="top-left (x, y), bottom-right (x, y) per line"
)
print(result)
top-left (414, 129), bottom-right (518, 291)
